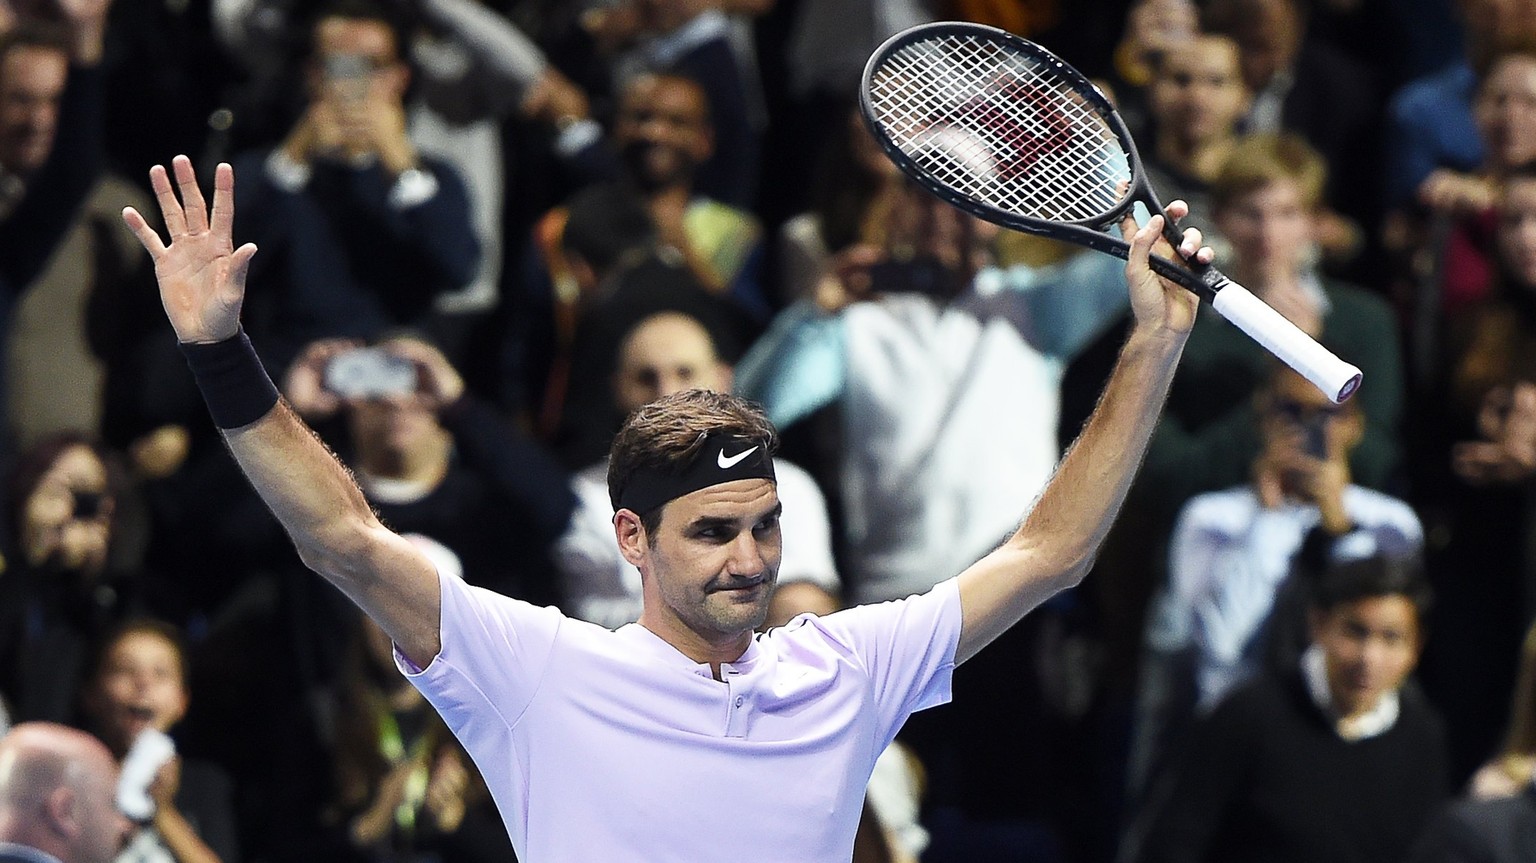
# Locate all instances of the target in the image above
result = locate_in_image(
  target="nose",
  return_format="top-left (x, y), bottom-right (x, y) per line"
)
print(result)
top-left (724, 531), bottom-right (766, 578)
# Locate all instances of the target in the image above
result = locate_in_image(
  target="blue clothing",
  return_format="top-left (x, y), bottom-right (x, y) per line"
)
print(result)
top-left (737, 251), bottom-right (1128, 429)
top-left (230, 150), bottom-right (481, 368)
top-left (1386, 62), bottom-right (1483, 208)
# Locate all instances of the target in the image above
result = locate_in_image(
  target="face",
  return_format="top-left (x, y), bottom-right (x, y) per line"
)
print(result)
top-left (614, 75), bottom-right (712, 192)
top-left (1262, 369), bottom-right (1359, 460)
top-left (1476, 54), bottom-right (1536, 171)
top-left (1225, 0), bottom-right (1302, 92)
top-left (1312, 594), bottom-right (1421, 719)
top-left (1497, 175), bottom-right (1536, 287)
top-left (614, 314), bottom-right (731, 415)
top-left (309, 17), bottom-right (407, 107)
top-left (87, 631), bottom-right (188, 755)
top-left (633, 478), bottom-right (782, 644)
top-left (22, 444), bottom-right (113, 574)
top-left (1149, 36), bottom-right (1249, 149)
top-left (71, 745), bottom-right (134, 863)
top-left (1216, 178), bottom-right (1314, 274)
top-left (345, 346), bottom-right (447, 470)
top-left (0, 45), bottom-right (68, 176)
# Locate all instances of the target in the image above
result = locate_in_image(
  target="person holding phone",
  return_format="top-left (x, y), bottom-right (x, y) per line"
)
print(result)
top-left (1125, 363), bottom-right (1423, 854)
top-left (223, 0), bottom-right (480, 370)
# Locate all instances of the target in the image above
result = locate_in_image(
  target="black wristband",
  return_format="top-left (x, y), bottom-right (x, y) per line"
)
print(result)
top-left (178, 327), bottom-right (281, 429)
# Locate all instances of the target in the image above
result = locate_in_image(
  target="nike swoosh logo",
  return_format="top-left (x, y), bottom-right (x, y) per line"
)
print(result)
top-left (717, 446), bottom-right (759, 469)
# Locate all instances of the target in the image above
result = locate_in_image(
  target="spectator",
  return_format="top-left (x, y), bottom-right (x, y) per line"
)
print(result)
top-left (319, 540), bottom-right (512, 863)
top-left (212, 0), bottom-right (590, 369)
top-left (558, 309), bottom-right (839, 629)
top-left (542, 72), bottom-right (764, 317)
top-left (0, 433), bottom-right (139, 724)
top-left (0, 3), bottom-right (114, 460)
top-left (1202, 0), bottom-right (1382, 261)
top-left (80, 620), bottom-right (239, 863)
top-left (228, 0), bottom-right (481, 370)
top-left (1385, 0), bottom-right (1536, 211)
top-left (0, 722), bottom-right (133, 863)
top-left (1130, 363), bottom-right (1423, 843)
top-left (1100, 0), bottom-right (1198, 140)
top-left (776, 103), bottom-right (907, 306)
top-left (282, 331), bottom-right (574, 604)
top-left (1422, 164), bottom-right (1536, 778)
top-left (1140, 553), bottom-right (1447, 863)
top-left (1140, 32), bottom-right (1251, 240)
top-left (1143, 133), bottom-right (1405, 510)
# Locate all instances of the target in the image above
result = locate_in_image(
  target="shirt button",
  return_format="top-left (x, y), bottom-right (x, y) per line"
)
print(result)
top-left (735, 696), bottom-right (744, 707)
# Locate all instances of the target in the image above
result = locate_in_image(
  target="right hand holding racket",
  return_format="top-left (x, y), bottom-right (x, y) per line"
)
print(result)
top-left (1120, 200), bottom-right (1211, 341)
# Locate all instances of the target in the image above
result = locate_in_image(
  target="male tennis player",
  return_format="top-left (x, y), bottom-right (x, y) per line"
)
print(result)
top-left (122, 155), bottom-right (1213, 861)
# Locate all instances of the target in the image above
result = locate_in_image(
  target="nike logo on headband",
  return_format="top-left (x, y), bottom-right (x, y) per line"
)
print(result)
top-left (717, 445), bottom-right (760, 469)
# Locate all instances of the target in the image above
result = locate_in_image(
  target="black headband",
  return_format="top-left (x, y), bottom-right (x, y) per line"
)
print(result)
top-left (613, 432), bottom-right (776, 515)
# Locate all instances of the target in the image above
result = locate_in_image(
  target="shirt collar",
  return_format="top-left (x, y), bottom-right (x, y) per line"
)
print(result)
top-left (1302, 643), bottom-right (1400, 741)
top-left (618, 621), bottom-right (762, 678)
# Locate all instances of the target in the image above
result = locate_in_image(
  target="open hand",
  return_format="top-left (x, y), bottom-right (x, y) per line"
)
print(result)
top-left (122, 156), bottom-right (256, 344)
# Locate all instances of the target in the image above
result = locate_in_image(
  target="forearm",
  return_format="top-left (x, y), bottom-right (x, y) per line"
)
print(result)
top-left (154, 805), bottom-right (223, 863)
top-left (957, 326), bottom-right (1186, 661)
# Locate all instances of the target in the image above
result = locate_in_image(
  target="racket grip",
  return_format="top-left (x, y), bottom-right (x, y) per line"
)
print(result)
top-left (1208, 279), bottom-right (1363, 403)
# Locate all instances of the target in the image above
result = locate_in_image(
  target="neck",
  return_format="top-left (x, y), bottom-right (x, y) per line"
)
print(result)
top-left (636, 612), bottom-right (752, 680)
top-left (1229, 260), bottom-right (1302, 294)
top-left (358, 436), bottom-right (450, 487)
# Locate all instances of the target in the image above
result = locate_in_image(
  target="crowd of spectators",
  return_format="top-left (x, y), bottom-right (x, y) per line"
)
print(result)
top-left (6, 0), bottom-right (1536, 860)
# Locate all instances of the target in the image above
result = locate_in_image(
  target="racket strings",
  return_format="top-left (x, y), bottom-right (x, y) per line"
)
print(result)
top-left (868, 34), bottom-right (1131, 224)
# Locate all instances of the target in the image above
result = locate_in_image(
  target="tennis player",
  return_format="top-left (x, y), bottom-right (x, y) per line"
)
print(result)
top-left (123, 155), bottom-right (1213, 861)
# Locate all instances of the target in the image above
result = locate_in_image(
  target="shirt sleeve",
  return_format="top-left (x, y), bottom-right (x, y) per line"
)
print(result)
top-left (807, 578), bottom-right (963, 746)
top-left (733, 301), bottom-right (847, 428)
top-left (397, 570), bottom-right (564, 733)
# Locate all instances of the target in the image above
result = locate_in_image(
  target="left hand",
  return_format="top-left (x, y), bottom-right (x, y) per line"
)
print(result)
top-left (1118, 200), bottom-right (1209, 339)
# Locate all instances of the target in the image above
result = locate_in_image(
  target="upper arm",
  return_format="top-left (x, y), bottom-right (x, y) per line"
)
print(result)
top-left (322, 524), bottom-right (444, 670)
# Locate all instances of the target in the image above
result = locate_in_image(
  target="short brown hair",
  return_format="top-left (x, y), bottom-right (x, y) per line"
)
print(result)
top-left (608, 389), bottom-right (778, 532)
top-left (1212, 133), bottom-right (1327, 212)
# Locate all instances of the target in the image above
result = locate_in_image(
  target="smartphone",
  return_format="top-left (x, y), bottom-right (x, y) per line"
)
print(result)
top-left (322, 53), bottom-right (373, 103)
top-left (1301, 414), bottom-right (1330, 459)
top-left (325, 347), bottom-right (417, 399)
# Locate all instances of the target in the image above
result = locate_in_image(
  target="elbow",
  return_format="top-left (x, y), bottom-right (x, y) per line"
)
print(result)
top-left (293, 514), bottom-right (386, 587)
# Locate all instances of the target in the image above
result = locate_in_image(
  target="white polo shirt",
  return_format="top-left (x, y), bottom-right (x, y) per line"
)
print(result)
top-left (399, 570), bottom-right (961, 861)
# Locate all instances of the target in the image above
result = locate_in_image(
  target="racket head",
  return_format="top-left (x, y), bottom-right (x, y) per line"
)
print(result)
top-left (860, 22), bottom-right (1161, 246)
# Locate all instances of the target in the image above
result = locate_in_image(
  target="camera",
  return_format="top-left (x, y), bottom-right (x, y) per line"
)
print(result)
top-left (325, 347), bottom-right (417, 399)
top-left (72, 491), bottom-right (104, 520)
top-left (322, 53), bottom-right (373, 103)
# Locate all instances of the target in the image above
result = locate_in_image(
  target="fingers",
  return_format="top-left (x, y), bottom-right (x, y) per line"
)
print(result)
top-left (210, 162), bottom-right (236, 240)
top-left (172, 155), bottom-right (209, 234)
top-left (120, 207), bottom-right (166, 257)
top-left (149, 164), bottom-right (186, 238)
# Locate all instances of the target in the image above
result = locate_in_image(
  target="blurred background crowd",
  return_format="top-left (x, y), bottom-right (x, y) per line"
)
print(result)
top-left (2, 0), bottom-right (1535, 860)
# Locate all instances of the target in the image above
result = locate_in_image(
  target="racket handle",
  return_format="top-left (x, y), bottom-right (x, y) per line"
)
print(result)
top-left (1208, 278), bottom-right (1363, 403)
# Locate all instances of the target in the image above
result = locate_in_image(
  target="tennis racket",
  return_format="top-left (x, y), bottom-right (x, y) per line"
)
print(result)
top-left (859, 22), bottom-right (1362, 403)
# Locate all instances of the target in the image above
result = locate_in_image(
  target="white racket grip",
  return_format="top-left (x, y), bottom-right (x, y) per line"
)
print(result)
top-left (1210, 280), bottom-right (1362, 403)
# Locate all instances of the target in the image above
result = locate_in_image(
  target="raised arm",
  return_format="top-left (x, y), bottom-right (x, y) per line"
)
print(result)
top-left (954, 206), bottom-right (1210, 664)
top-left (121, 156), bottom-right (441, 667)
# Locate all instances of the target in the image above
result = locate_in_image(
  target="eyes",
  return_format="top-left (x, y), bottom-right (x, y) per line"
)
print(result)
top-left (691, 512), bottom-right (781, 544)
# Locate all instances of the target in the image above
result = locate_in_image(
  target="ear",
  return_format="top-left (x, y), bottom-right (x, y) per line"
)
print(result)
top-left (45, 785), bottom-right (80, 839)
top-left (614, 509), bottom-right (649, 568)
top-left (716, 363), bottom-right (734, 392)
top-left (384, 61), bottom-right (411, 99)
top-left (1337, 408), bottom-right (1365, 455)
